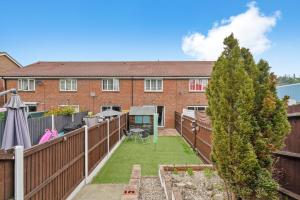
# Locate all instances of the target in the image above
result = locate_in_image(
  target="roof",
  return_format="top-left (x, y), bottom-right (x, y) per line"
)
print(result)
top-left (129, 106), bottom-right (156, 115)
top-left (1, 61), bottom-right (213, 78)
top-left (0, 52), bottom-right (23, 68)
top-left (96, 110), bottom-right (122, 117)
top-left (277, 83), bottom-right (300, 103)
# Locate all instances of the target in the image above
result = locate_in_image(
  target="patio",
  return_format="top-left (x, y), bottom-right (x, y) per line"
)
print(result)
top-left (92, 132), bottom-right (202, 184)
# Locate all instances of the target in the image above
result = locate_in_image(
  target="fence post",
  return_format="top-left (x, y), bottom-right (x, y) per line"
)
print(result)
top-left (72, 113), bottom-right (75, 122)
top-left (118, 115), bottom-right (121, 141)
top-left (51, 114), bottom-right (55, 130)
top-left (106, 119), bottom-right (110, 153)
top-left (15, 146), bottom-right (24, 200)
top-left (84, 125), bottom-right (88, 183)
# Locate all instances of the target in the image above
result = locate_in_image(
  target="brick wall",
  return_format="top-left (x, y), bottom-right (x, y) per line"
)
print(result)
top-left (5, 79), bottom-right (208, 128)
top-left (0, 55), bottom-right (21, 106)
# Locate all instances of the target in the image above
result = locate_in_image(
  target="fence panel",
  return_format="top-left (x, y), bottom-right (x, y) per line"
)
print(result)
top-left (23, 127), bottom-right (85, 200)
top-left (88, 122), bottom-right (108, 174)
top-left (175, 112), bottom-right (181, 133)
top-left (28, 116), bottom-right (52, 145)
top-left (177, 112), bottom-right (213, 164)
top-left (120, 113), bottom-right (127, 138)
top-left (54, 115), bottom-right (72, 133)
top-left (0, 150), bottom-right (14, 200)
top-left (74, 112), bottom-right (87, 124)
top-left (109, 118), bottom-right (119, 150)
top-left (181, 116), bottom-right (195, 147)
top-left (275, 110), bottom-right (300, 199)
top-left (195, 123), bottom-right (212, 164)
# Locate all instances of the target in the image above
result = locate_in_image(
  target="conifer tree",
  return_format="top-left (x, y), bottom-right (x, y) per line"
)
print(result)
top-left (206, 34), bottom-right (290, 199)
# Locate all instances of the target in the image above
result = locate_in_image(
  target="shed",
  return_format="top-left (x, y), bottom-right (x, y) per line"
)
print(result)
top-left (129, 106), bottom-right (156, 135)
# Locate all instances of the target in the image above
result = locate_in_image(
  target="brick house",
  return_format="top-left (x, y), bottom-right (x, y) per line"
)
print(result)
top-left (0, 52), bottom-right (22, 105)
top-left (1, 61), bottom-right (213, 128)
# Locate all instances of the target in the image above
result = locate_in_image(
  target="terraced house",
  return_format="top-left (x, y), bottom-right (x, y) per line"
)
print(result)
top-left (1, 61), bottom-right (213, 128)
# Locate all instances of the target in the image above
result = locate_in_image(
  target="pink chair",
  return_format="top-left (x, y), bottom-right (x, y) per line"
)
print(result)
top-left (38, 129), bottom-right (58, 144)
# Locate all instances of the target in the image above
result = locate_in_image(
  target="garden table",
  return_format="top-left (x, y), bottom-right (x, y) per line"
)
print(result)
top-left (130, 128), bottom-right (144, 142)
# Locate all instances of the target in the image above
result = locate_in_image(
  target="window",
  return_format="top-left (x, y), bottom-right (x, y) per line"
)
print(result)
top-left (134, 116), bottom-right (150, 124)
top-left (135, 116), bottom-right (143, 124)
top-left (144, 79), bottom-right (163, 92)
top-left (189, 79), bottom-right (208, 92)
top-left (102, 79), bottom-right (119, 91)
top-left (101, 105), bottom-right (121, 112)
top-left (59, 105), bottom-right (80, 112)
top-left (18, 79), bottom-right (35, 91)
top-left (24, 102), bottom-right (38, 112)
top-left (60, 79), bottom-right (77, 91)
top-left (187, 105), bottom-right (207, 111)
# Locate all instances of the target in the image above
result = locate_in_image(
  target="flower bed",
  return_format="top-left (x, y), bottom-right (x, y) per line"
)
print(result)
top-left (159, 165), bottom-right (228, 200)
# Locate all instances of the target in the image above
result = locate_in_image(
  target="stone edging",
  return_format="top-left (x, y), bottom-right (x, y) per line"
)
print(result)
top-left (121, 164), bottom-right (141, 200)
top-left (158, 164), bottom-right (213, 200)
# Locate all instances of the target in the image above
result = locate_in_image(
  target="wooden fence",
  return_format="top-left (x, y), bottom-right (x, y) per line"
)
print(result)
top-left (176, 107), bottom-right (300, 200)
top-left (274, 104), bottom-right (300, 200)
top-left (0, 150), bottom-right (14, 200)
top-left (0, 113), bottom-right (128, 200)
top-left (175, 112), bottom-right (212, 164)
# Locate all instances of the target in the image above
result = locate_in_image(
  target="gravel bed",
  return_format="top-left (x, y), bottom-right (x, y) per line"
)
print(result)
top-left (139, 176), bottom-right (166, 200)
top-left (168, 170), bottom-right (228, 200)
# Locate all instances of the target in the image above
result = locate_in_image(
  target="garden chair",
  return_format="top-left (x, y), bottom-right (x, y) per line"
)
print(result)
top-left (123, 129), bottom-right (134, 141)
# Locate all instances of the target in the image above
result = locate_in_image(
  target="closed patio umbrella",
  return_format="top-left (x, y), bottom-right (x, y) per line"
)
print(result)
top-left (1, 94), bottom-right (31, 150)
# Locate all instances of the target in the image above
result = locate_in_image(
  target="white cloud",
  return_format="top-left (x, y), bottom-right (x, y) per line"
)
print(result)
top-left (182, 2), bottom-right (280, 60)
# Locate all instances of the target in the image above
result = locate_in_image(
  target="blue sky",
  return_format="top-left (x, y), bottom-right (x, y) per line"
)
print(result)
top-left (1, 0), bottom-right (299, 76)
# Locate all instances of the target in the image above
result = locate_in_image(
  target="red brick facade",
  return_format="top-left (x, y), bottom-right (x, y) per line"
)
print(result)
top-left (6, 78), bottom-right (208, 128)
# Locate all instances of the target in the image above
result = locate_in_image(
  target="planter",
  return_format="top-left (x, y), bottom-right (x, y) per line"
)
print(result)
top-left (159, 164), bottom-right (228, 200)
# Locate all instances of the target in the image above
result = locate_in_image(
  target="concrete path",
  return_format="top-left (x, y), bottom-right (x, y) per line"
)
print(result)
top-left (73, 184), bottom-right (125, 200)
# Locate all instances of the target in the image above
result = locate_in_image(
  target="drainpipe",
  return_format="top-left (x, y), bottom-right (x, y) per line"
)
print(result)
top-left (131, 77), bottom-right (134, 106)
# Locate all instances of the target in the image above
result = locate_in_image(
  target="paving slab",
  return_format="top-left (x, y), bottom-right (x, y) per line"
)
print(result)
top-left (73, 184), bottom-right (126, 200)
top-left (158, 128), bottom-right (180, 136)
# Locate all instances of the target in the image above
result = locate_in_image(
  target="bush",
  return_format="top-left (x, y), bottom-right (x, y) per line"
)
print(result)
top-left (44, 106), bottom-right (75, 116)
top-left (206, 34), bottom-right (290, 199)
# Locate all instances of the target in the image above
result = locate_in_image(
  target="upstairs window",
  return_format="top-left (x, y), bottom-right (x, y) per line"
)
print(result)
top-left (144, 79), bottom-right (163, 92)
top-left (187, 105), bottom-right (207, 111)
top-left (102, 79), bottom-right (119, 91)
top-left (60, 79), bottom-right (77, 91)
top-left (189, 79), bottom-right (208, 92)
top-left (18, 79), bottom-right (35, 91)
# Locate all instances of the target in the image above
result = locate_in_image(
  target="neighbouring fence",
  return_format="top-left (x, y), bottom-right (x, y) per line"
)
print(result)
top-left (274, 104), bottom-right (300, 200)
top-left (0, 112), bottom-right (87, 146)
top-left (0, 150), bottom-right (14, 200)
top-left (176, 107), bottom-right (300, 200)
top-left (175, 111), bottom-right (212, 164)
top-left (0, 112), bottom-right (128, 200)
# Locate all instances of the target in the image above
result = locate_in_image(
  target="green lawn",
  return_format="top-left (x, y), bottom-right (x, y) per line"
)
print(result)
top-left (92, 136), bottom-right (202, 183)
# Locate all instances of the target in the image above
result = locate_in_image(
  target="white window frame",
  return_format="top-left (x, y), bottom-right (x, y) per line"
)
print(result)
top-left (102, 78), bottom-right (120, 91)
top-left (189, 78), bottom-right (208, 92)
top-left (59, 105), bottom-right (80, 113)
top-left (24, 102), bottom-right (38, 112)
top-left (59, 79), bottom-right (77, 91)
top-left (101, 105), bottom-right (122, 112)
top-left (187, 105), bottom-right (207, 111)
top-left (144, 79), bottom-right (163, 92)
top-left (17, 79), bottom-right (35, 91)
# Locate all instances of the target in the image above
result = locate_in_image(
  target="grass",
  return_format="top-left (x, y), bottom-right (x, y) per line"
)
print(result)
top-left (92, 136), bottom-right (202, 183)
